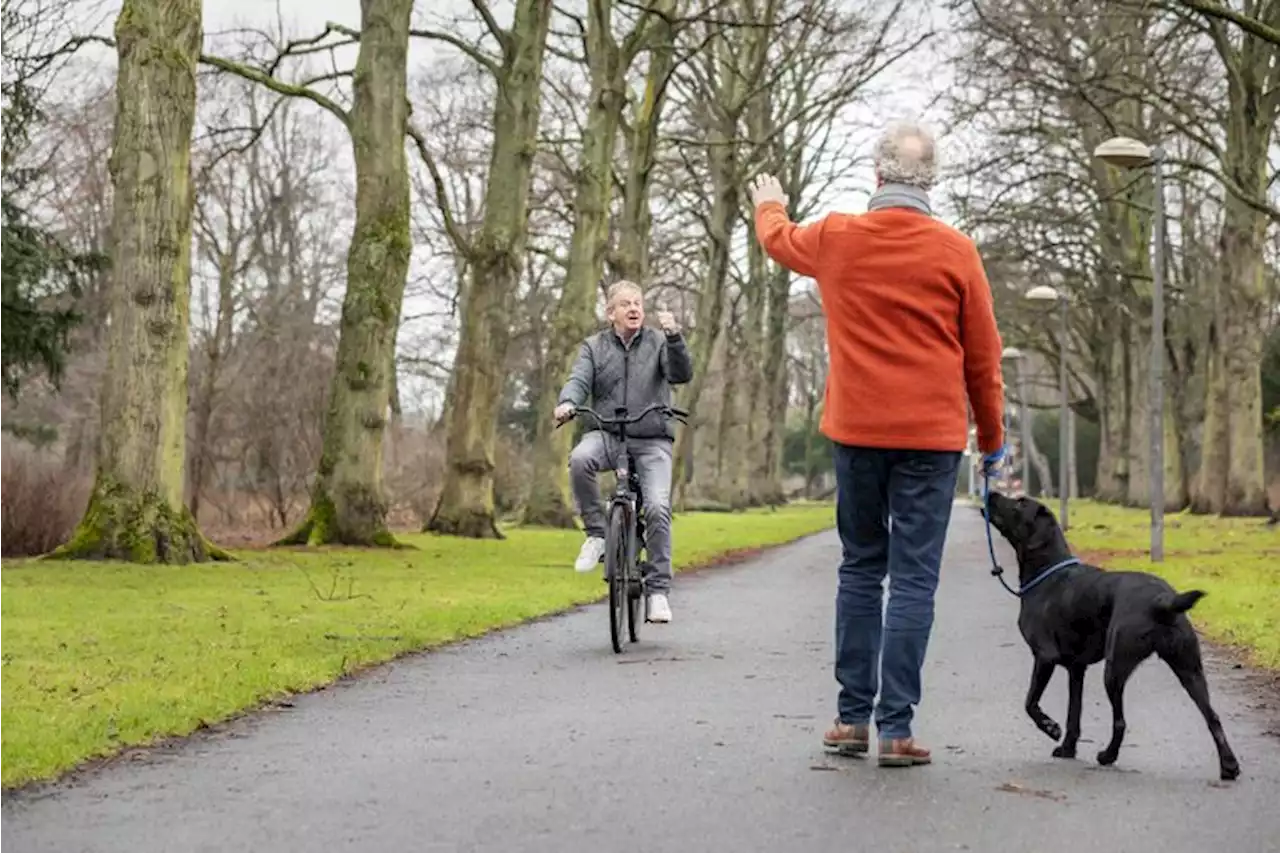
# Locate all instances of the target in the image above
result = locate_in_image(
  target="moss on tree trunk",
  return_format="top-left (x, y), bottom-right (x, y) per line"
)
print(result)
top-left (428, 0), bottom-right (553, 539)
top-left (51, 477), bottom-right (228, 562)
top-left (56, 0), bottom-right (225, 563)
top-left (276, 0), bottom-right (415, 547)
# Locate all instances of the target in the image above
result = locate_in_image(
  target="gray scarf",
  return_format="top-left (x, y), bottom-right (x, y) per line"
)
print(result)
top-left (867, 182), bottom-right (933, 216)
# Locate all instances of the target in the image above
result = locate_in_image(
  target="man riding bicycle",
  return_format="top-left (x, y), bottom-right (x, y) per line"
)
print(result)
top-left (553, 280), bottom-right (693, 624)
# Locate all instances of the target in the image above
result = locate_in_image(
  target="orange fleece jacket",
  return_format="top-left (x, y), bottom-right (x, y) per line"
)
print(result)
top-left (755, 200), bottom-right (1005, 454)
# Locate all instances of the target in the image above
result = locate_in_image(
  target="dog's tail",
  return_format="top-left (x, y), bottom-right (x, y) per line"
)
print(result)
top-left (1152, 589), bottom-right (1207, 624)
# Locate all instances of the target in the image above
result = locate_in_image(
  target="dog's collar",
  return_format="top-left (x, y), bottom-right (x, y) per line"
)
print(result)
top-left (1017, 557), bottom-right (1081, 595)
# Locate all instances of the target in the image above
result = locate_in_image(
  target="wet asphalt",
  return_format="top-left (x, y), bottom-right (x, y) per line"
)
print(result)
top-left (4, 504), bottom-right (1279, 853)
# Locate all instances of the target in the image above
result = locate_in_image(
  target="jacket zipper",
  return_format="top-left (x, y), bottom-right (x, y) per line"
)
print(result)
top-left (622, 334), bottom-right (631, 418)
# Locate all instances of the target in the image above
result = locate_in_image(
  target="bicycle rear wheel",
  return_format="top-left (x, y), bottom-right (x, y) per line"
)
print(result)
top-left (605, 503), bottom-right (628, 654)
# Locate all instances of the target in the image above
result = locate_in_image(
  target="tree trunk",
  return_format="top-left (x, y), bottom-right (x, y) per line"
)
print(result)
top-left (53, 0), bottom-right (225, 563)
top-left (714, 313), bottom-right (750, 507)
top-left (1027, 421), bottom-right (1055, 499)
top-left (1092, 324), bottom-right (1130, 501)
top-left (1068, 406), bottom-right (1079, 499)
top-left (758, 266), bottom-right (791, 506)
top-left (670, 7), bottom-right (774, 502)
top-left (278, 0), bottom-right (414, 547)
top-left (1195, 200), bottom-right (1270, 515)
top-left (738, 92), bottom-right (771, 508)
top-left (1192, 37), bottom-right (1275, 516)
top-left (673, 130), bottom-right (737, 500)
top-left (1165, 185), bottom-right (1210, 511)
top-left (1125, 318), bottom-right (1152, 506)
top-left (189, 252), bottom-right (236, 522)
top-left (428, 0), bottom-right (553, 538)
top-left (1219, 205), bottom-right (1272, 519)
top-left (525, 0), bottom-right (628, 528)
top-left (740, 271), bottom-right (767, 507)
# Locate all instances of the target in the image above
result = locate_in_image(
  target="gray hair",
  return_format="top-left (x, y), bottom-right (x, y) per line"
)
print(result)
top-left (605, 279), bottom-right (643, 308)
top-left (873, 121), bottom-right (938, 190)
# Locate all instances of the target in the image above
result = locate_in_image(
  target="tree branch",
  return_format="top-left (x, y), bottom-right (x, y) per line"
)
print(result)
top-left (406, 123), bottom-right (475, 261)
top-left (36, 31), bottom-right (354, 127)
top-left (1173, 0), bottom-right (1280, 46)
top-left (469, 0), bottom-right (511, 55)
top-left (199, 53), bottom-right (350, 127)
top-left (408, 27), bottom-right (503, 76)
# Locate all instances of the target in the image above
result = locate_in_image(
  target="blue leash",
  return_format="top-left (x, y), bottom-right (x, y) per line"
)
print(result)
top-left (981, 471), bottom-right (1080, 597)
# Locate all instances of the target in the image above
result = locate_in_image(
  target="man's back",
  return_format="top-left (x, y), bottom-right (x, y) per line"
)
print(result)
top-left (755, 202), bottom-right (1004, 455)
top-left (816, 208), bottom-right (997, 451)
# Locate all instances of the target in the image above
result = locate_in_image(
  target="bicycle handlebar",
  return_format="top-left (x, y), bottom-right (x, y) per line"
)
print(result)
top-left (556, 402), bottom-right (689, 429)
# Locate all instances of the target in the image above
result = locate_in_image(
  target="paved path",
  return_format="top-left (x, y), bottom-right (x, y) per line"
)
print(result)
top-left (5, 507), bottom-right (1280, 853)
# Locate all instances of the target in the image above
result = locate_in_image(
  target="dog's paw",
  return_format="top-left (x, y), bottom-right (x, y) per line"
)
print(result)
top-left (1052, 745), bottom-right (1076, 760)
top-left (1096, 749), bottom-right (1118, 767)
top-left (1220, 759), bottom-right (1241, 781)
top-left (1039, 720), bottom-right (1062, 741)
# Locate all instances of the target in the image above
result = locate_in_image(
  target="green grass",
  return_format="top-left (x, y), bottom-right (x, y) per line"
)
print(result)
top-left (0, 505), bottom-right (834, 789)
top-left (1066, 501), bottom-right (1279, 671)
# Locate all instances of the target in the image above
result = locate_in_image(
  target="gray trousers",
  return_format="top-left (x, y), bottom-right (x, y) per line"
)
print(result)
top-left (569, 430), bottom-right (674, 592)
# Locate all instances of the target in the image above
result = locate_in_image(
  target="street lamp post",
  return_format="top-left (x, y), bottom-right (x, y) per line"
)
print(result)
top-left (1002, 347), bottom-right (1031, 497)
top-left (1094, 136), bottom-right (1166, 563)
top-left (1026, 284), bottom-right (1069, 530)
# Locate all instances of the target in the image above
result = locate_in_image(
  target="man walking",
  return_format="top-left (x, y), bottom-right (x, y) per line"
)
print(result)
top-left (749, 122), bottom-right (1006, 766)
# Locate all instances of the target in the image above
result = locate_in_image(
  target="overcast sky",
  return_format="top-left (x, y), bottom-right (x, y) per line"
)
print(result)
top-left (65, 0), bottom-right (949, 215)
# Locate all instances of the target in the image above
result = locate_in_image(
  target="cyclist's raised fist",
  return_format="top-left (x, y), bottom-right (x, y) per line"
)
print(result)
top-left (656, 303), bottom-right (679, 335)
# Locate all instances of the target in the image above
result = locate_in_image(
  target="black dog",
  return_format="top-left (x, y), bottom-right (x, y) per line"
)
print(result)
top-left (983, 491), bottom-right (1240, 781)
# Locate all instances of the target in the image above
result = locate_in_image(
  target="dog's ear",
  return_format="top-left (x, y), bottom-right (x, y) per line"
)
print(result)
top-left (1022, 503), bottom-right (1058, 552)
top-left (1015, 498), bottom-right (1040, 528)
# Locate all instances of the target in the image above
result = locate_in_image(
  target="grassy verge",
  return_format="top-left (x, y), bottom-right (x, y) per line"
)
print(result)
top-left (0, 505), bottom-right (833, 788)
top-left (1066, 501), bottom-right (1278, 671)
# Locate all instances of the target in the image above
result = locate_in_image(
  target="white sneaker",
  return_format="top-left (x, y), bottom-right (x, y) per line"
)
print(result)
top-left (574, 536), bottom-right (606, 572)
top-left (647, 593), bottom-right (672, 623)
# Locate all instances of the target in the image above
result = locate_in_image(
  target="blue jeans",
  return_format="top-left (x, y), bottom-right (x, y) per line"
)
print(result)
top-left (832, 444), bottom-right (961, 740)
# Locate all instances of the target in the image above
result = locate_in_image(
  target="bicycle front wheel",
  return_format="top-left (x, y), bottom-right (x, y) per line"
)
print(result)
top-left (627, 544), bottom-right (643, 645)
top-left (605, 503), bottom-right (629, 654)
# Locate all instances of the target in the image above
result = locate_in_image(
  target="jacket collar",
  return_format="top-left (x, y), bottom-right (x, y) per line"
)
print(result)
top-left (867, 182), bottom-right (933, 216)
top-left (610, 326), bottom-right (646, 351)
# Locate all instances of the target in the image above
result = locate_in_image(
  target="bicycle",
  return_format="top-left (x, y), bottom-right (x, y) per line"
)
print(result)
top-left (557, 402), bottom-right (689, 653)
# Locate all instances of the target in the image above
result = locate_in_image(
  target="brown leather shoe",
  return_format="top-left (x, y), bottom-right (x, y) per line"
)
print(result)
top-left (822, 720), bottom-right (869, 756)
top-left (878, 737), bottom-right (932, 767)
